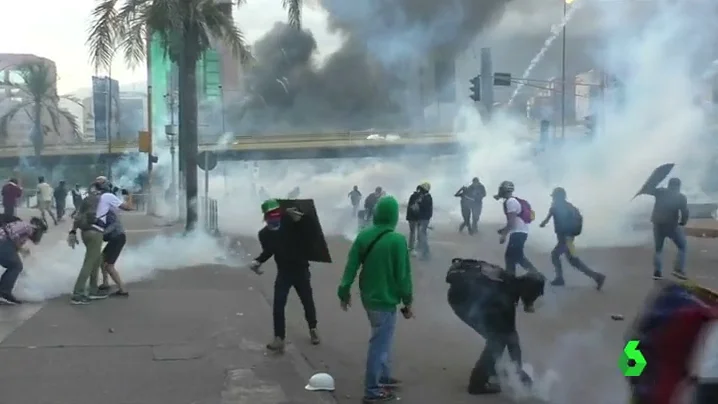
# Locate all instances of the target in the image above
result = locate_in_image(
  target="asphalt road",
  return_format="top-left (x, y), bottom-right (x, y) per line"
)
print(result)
top-left (235, 222), bottom-right (718, 404)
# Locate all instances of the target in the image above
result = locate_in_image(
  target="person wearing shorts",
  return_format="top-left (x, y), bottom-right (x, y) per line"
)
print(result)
top-left (99, 208), bottom-right (129, 297)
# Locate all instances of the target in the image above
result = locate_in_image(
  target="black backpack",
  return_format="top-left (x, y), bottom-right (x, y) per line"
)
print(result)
top-left (565, 203), bottom-right (583, 236)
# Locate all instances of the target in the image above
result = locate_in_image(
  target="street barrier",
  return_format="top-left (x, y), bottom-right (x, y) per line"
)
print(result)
top-left (198, 196), bottom-right (219, 235)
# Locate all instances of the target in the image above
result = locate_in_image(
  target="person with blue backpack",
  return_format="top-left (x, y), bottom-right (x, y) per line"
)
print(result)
top-left (539, 187), bottom-right (606, 289)
top-left (495, 181), bottom-right (541, 312)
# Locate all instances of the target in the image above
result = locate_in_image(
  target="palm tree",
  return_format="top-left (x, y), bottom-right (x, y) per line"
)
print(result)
top-left (0, 62), bottom-right (81, 161)
top-left (87, 0), bottom-right (251, 231)
top-left (282, 0), bottom-right (302, 28)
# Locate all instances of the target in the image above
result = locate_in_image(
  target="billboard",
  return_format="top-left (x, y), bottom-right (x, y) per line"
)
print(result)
top-left (92, 76), bottom-right (120, 142)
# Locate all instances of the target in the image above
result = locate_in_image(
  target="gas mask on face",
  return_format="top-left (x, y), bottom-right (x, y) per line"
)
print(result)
top-left (265, 210), bottom-right (282, 230)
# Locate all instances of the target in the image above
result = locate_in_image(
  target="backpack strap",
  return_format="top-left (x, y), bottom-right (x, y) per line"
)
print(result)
top-left (359, 229), bottom-right (392, 266)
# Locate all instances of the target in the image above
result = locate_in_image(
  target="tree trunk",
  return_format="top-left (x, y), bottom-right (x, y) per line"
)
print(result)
top-left (32, 101), bottom-right (44, 165)
top-left (178, 35), bottom-right (200, 232)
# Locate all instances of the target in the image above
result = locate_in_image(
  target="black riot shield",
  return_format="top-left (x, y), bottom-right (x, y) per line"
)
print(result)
top-left (277, 199), bottom-right (332, 263)
top-left (633, 163), bottom-right (675, 199)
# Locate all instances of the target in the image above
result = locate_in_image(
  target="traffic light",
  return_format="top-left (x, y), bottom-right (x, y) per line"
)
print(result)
top-left (469, 75), bottom-right (481, 101)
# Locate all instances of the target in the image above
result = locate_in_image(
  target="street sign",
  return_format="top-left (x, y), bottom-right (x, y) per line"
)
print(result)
top-left (138, 131), bottom-right (151, 153)
top-left (197, 151), bottom-right (218, 171)
top-left (493, 72), bottom-right (512, 86)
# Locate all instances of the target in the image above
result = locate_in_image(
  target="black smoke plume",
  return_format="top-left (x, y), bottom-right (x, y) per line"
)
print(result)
top-left (228, 0), bottom-right (515, 135)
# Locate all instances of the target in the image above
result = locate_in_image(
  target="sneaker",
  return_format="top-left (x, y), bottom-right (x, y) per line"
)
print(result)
top-left (309, 328), bottom-right (320, 345)
top-left (595, 274), bottom-right (606, 291)
top-left (468, 382), bottom-right (502, 395)
top-left (266, 337), bottom-right (285, 353)
top-left (98, 284), bottom-right (111, 292)
top-left (653, 271), bottom-right (663, 280)
top-left (550, 277), bottom-right (565, 286)
top-left (0, 292), bottom-right (22, 305)
top-left (379, 377), bottom-right (402, 388)
top-left (523, 303), bottom-right (535, 313)
top-left (362, 391), bottom-right (396, 403)
top-left (88, 290), bottom-right (109, 300)
top-left (70, 295), bottom-right (91, 305)
top-left (110, 290), bottom-right (129, 297)
top-left (672, 270), bottom-right (688, 280)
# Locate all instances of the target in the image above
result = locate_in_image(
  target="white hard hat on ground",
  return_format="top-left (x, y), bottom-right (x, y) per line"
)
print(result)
top-left (305, 372), bottom-right (335, 391)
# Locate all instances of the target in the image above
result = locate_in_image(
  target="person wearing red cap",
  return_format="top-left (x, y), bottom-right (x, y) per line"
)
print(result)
top-left (249, 199), bottom-right (320, 352)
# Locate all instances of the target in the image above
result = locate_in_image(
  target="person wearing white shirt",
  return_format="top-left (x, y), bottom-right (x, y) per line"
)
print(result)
top-left (36, 176), bottom-right (57, 225)
top-left (494, 180), bottom-right (540, 311)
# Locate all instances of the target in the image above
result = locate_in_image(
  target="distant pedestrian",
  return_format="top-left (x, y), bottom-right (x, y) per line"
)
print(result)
top-left (455, 177), bottom-right (486, 235)
top-left (36, 176), bottom-right (57, 225)
top-left (70, 184), bottom-right (83, 219)
top-left (539, 187), bottom-right (605, 289)
top-left (406, 182), bottom-right (433, 260)
top-left (338, 195), bottom-right (413, 403)
top-left (363, 187), bottom-right (384, 222)
top-left (54, 180), bottom-right (68, 221)
top-left (348, 185), bottom-right (362, 216)
top-left (1, 178), bottom-right (22, 217)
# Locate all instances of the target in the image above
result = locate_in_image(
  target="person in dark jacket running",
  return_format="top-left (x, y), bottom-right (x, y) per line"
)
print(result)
top-left (539, 187), bottom-right (606, 289)
top-left (364, 187), bottom-right (384, 222)
top-left (446, 259), bottom-right (539, 395)
top-left (54, 180), bottom-right (68, 221)
top-left (455, 177), bottom-right (486, 234)
top-left (249, 199), bottom-right (320, 352)
top-left (644, 177), bottom-right (689, 280)
top-left (407, 182), bottom-right (433, 260)
top-left (348, 185), bottom-right (362, 216)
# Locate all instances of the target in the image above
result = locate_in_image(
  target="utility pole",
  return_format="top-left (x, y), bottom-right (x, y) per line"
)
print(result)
top-left (106, 69), bottom-right (113, 181)
top-left (480, 48), bottom-right (494, 118)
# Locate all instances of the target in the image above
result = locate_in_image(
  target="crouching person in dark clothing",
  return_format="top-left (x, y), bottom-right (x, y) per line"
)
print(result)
top-left (249, 199), bottom-right (320, 352)
top-left (0, 216), bottom-right (48, 304)
top-left (446, 258), bottom-right (543, 395)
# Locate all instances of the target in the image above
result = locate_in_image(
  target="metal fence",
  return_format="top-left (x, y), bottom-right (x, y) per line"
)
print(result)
top-left (198, 196), bottom-right (219, 235)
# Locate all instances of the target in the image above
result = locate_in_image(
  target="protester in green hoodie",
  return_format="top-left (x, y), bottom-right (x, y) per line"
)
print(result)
top-left (338, 195), bottom-right (413, 404)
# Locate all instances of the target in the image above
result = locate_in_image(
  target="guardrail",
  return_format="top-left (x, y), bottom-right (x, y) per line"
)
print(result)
top-left (0, 132), bottom-right (458, 157)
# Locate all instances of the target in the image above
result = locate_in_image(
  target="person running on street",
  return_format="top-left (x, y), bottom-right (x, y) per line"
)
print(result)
top-left (249, 199), bottom-right (321, 352)
top-left (339, 195), bottom-right (413, 403)
top-left (67, 177), bottom-right (133, 304)
top-left (643, 177), bottom-right (689, 280)
top-left (54, 180), bottom-right (68, 221)
top-left (407, 182), bottom-right (433, 260)
top-left (455, 178), bottom-right (486, 235)
top-left (495, 181), bottom-right (540, 310)
top-left (364, 187), bottom-right (384, 222)
top-left (349, 185), bottom-right (362, 216)
top-left (539, 187), bottom-right (606, 289)
top-left (0, 216), bottom-right (48, 304)
top-left (2, 178), bottom-right (22, 217)
top-left (36, 176), bottom-right (57, 225)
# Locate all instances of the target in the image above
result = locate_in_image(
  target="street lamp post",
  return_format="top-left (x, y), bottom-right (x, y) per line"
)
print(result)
top-left (561, 0), bottom-right (574, 141)
top-left (164, 92), bottom-right (178, 216)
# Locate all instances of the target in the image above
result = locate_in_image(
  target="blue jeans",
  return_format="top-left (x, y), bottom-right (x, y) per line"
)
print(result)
top-left (653, 224), bottom-right (687, 274)
top-left (364, 309), bottom-right (397, 398)
top-left (504, 232), bottom-right (538, 275)
top-left (0, 239), bottom-right (22, 295)
top-left (551, 235), bottom-right (600, 280)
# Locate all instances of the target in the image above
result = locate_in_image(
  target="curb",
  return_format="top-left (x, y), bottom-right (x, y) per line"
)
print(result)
top-left (685, 227), bottom-right (718, 238)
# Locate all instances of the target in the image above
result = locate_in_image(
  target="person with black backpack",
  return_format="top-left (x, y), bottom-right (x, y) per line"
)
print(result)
top-left (539, 187), bottom-right (606, 289)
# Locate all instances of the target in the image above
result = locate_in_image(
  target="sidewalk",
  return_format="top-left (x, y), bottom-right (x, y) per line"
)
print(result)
top-left (0, 266), bottom-right (335, 404)
top-left (685, 219), bottom-right (718, 238)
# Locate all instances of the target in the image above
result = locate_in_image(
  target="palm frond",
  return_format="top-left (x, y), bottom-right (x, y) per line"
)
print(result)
top-left (197, 0), bottom-right (252, 63)
top-left (15, 62), bottom-right (55, 100)
top-left (282, 0), bottom-right (302, 29)
top-left (0, 101), bottom-right (32, 140)
top-left (47, 106), bottom-right (82, 141)
top-left (87, 0), bottom-right (120, 71)
top-left (115, 0), bottom-right (155, 67)
top-left (144, 0), bottom-right (187, 62)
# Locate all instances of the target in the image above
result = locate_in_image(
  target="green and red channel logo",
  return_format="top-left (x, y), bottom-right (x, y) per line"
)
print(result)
top-left (619, 340), bottom-right (647, 377)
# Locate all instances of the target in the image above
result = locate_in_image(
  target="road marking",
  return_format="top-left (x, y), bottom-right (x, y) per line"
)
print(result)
top-left (0, 303), bottom-right (44, 344)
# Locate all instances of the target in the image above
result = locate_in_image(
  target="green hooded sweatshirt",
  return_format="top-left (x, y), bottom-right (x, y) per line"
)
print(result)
top-left (338, 195), bottom-right (413, 311)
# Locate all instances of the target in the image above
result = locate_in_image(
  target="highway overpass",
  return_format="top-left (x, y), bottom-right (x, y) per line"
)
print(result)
top-left (0, 132), bottom-right (462, 167)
